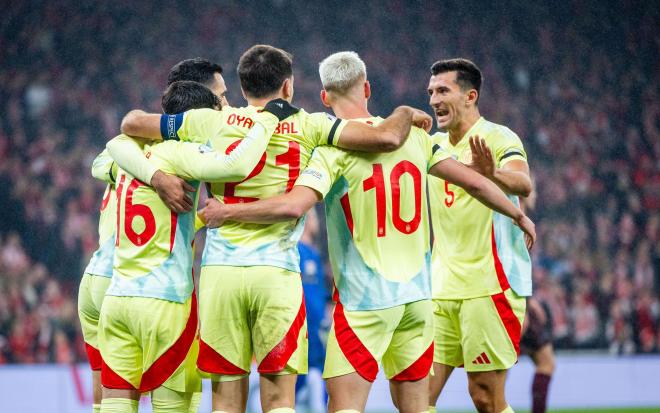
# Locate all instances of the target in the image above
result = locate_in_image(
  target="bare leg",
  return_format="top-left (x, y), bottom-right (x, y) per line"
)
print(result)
top-left (93, 370), bottom-right (102, 405)
top-left (467, 370), bottom-right (508, 413)
top-left (429, 362), bottom-right (454, 407)
top-left (390, 376), bottom-right (429, 413)
top-left (260, 374), bottom-right (297, 412)
top-left (326, 372), bottom-right (372, 412)
top-left (211, 376), bottom-right (249, 413)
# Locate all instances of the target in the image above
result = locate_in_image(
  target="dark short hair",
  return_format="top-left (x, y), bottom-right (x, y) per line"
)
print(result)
top-left (237, 45), bottom-right (293, 98)
top-left (167, 58), bottom-right (223, 87)
top-left (161, 81), bottom-right (220, 114)
top-left (430, 58), bottom-right (482, 103)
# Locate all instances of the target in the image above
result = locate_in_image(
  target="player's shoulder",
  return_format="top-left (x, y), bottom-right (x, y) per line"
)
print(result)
top-left (481, 118), bottom-right (522, 144)
top-left (430, 130), bottom-right (449, 145)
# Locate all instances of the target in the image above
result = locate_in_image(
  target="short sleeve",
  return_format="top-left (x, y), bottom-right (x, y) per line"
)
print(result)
top-left (294, 146), bottom-right (344, 198)
top-left (163, 108), bottom-right (224, 144)
top-left (493, 129), bottom-right (527, 168)
top-left (304, 112), bottom-right (348, 147)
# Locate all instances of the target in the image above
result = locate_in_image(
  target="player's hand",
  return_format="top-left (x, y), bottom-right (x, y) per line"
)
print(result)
top-left (468, 136), bottom-right (496, 177)
top-left (150, 170), bottom-right (195, 213)
top-left (410, 108), bottom-right (433, 133)
top-left (263, 98), bottom-right (300, 121)
top-left (514, 214), bottom-right (536, 250)
top-left (198, 198), bottom-right (228, 228)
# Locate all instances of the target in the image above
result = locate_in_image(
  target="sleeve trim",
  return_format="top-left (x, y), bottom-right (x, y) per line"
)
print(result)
top-left (108, 162), bottom-right (116, 183)
top-left (499, 150), bottom-right (525, 161)
top-left (327, 119), bottom-right (341, 145)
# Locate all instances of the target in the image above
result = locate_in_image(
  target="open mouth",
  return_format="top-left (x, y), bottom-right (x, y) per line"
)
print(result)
top-left (435, 108), bottom-right (449, 117)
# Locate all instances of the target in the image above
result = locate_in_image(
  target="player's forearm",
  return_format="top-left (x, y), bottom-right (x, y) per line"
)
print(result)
top-left (223, 196), bottom-right (306, 224)
top-left (466, 178), bottom-right (524, 221)
top-left (373, 106), bottom-right (414, 151)
top-left (201, 114), bottom-right (278, 182)
top-left (106, 135), bottom-right (159, 184)
top-left (120, 110), bottom-right (163, 141)
top-left (91, 149), bottom-right (117, 184)
top-left (491, 169), bottom-right (532, 197)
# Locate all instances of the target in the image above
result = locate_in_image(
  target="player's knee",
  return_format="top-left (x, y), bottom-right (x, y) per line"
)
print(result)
top-left (468, 382), bottom-right (494, 413)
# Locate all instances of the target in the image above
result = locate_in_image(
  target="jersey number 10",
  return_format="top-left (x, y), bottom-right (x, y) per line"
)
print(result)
top-left (362, 161), bottom-right (422, 237)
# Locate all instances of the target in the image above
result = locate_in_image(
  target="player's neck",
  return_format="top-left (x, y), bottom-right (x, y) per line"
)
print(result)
top-left (448, 109), bottom-right (481, 145)
top-left (247, 95), bottom-right (283, 108)
top-left (300, 233), bottom-right (314, 245)
top-left (330, 98), bottom-right (371, 120)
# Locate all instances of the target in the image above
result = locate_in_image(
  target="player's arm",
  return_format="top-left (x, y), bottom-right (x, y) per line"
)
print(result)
top-left (200, 186), bottom-right (320, 227)
top-left (91, 149), bottom-right (117, 184)
top-left (167, 111), bottom-right (280, 182)
top-left (106, 134), bottom-right (195, 213)
top-left (430, 157), bottom-right (536, 248)
top-left (120, 110), bottom-right (163, 141)
top-left (335, 106), bottom-right (433, 152)
top-left (469, 136), bottom-right (532, 197)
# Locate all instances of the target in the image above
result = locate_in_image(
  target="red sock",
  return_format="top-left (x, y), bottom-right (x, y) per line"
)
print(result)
top-left (532, 372), bottom-right (552, 413)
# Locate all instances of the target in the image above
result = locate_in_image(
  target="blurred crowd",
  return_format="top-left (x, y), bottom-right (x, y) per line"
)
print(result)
top-left (0, 0), bottom-right (658, 363)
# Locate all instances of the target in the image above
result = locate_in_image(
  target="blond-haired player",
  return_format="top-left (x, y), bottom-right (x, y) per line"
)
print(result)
top-left (200, 51), bottom-right (535, 413)
top-left (427, 58), bottom-right (533, 413)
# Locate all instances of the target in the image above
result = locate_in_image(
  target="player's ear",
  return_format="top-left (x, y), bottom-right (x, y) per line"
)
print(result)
top-left (364, 80), bottom-right (371, 99)
top-left (320, 90), bottom-right (331, 108)
top-left (466, 89), bottom-right (478, 106)
top-left (282, 76), bottom-right (294, 102)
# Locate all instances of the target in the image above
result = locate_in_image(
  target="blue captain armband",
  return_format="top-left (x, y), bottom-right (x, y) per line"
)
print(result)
top-left (160, 113), bottom-right (184, 141)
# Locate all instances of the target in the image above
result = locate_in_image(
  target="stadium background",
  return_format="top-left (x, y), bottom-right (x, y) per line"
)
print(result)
top-left (0, 0), bottom-right (658, 411)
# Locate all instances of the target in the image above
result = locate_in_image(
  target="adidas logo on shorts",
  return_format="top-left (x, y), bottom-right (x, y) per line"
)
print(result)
top-left (472, 352), bottom-right (491, 365)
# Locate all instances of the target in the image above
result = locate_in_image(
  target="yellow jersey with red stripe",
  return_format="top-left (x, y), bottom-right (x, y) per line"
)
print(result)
top-left (164, 106), bottom-right (347, 272)
top-left (429, 117), bottom-right (531, 299)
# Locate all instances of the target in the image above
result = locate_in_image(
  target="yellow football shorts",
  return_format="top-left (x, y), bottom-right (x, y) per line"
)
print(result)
top-left (324, 299), bottom-right (434, 382)
top-left (78, 273), bottom-right (112, 370)
top-left (98, 294), bottom-right (200, 393)
top-left (197, 265), bottom-right (307, 379)
top-left (433, 288), bottom-right (526, 372)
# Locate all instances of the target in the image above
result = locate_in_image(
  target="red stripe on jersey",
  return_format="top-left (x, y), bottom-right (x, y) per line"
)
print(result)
top-left (198, 339), bottom-right (248, 375)
top-left (84, 342), bottom-right (102, 371)
top-left (139, 292), bottom-right (198, 392)
top-left (169, 211), bottom-right (177, 254)
top-left (391, 342), bottom-right (433, 381)
top-left (481, 352), bottom-right (491, 364)
top-left (491, 224), bottom-right (510, 291)
top-left (340, 194), bottom-right (354, 235)
top-left (101, 359), bottom-right (137, 390)
top-left (333, 300), bottom-right (379, 382)
top-left (492, 292), bottom-right (522, 356)
top-left (258, 292), bottom-right (307, 373)
top-left (476, 355), bottom-right (485, 364)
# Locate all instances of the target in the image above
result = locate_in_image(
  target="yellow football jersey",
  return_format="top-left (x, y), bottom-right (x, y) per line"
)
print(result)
top-left (296, 117), bottom-right (450, 311)
top-left (429, 117), bottom-right (532, 299)
top-left (167, 106), bottom-right (347, 272)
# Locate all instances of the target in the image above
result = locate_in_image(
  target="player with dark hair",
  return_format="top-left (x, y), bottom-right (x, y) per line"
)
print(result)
top-left (199, 51), bottom-right (535, 413)
top-left (427, 58), bottom-right (533, 413)
top-left (112, 44), bottom-right (433, 413)
top-left (167, 58), bottom-right (228, 107)
top-left (162, 80), bottom-right (221, 115)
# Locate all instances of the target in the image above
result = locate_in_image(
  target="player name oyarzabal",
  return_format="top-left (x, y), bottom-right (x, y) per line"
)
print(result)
top-left (226, 113), bottom-right (299, 134)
